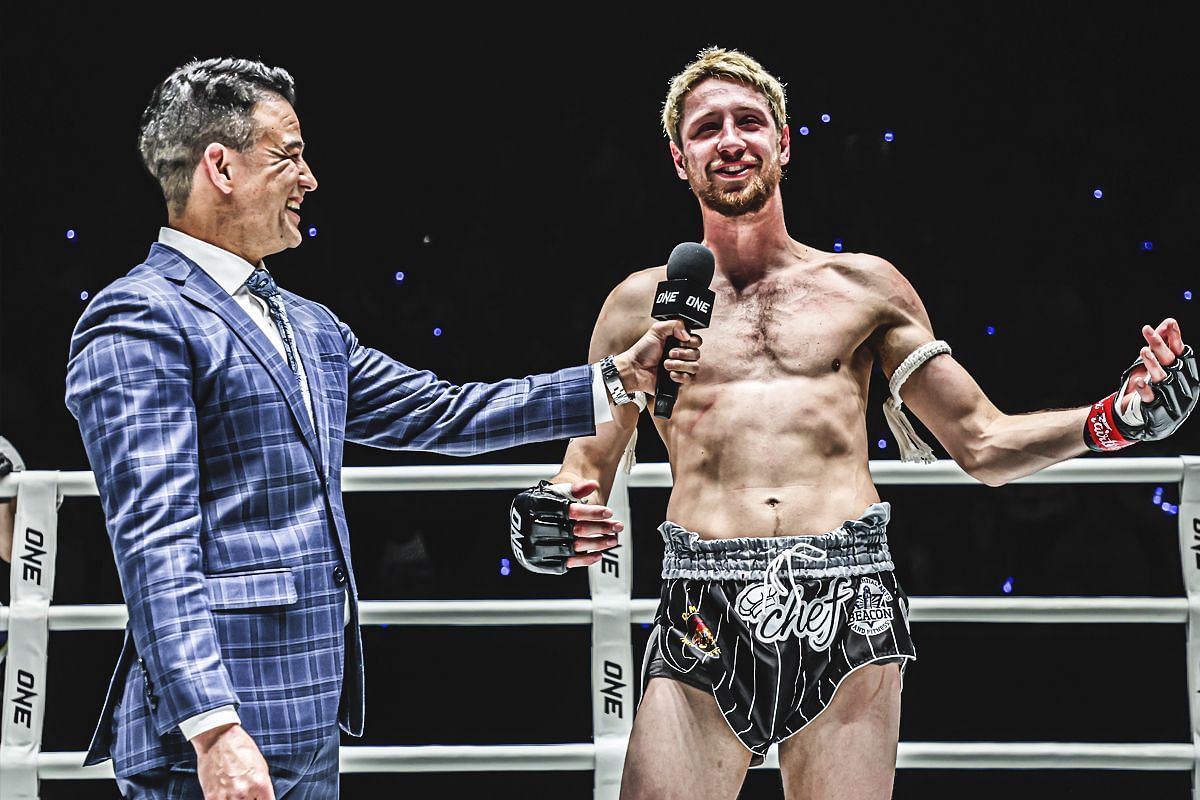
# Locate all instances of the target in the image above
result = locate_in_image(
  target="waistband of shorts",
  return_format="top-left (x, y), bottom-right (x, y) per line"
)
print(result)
top-left (659, 501), bottom-right (894, 581)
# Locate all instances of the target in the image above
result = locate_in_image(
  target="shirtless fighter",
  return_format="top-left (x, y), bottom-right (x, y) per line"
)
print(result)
top-left (507, 46), bottom-right (1198, 799)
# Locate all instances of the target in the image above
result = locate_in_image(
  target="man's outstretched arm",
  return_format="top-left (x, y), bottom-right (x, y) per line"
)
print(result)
top-left (893, 311), bottom-right (1193, 485)
top-left (866, 260), bottom-right (1194, 485)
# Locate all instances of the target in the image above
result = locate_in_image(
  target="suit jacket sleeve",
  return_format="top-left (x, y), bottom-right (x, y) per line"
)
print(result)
top-left (334, 316), bottom-right (598, 452)
top-left (65, 286), bottom-right (238, 734)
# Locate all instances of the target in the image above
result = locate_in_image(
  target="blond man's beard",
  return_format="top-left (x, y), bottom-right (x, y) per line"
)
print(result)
top-left (687, 156), bottom-right (783, 217)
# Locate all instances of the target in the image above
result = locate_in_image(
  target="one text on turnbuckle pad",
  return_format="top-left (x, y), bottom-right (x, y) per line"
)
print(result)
top-left (10, 670), bottom-right (39, 727)
top-left (600, 661), bottom-right (627, 717)
top-left (1192, 515), bottom-right (1200, 570)
top-left (600, 543), bottom-right (621, 577)
top-left (19, 525), bottom-right (46, 585)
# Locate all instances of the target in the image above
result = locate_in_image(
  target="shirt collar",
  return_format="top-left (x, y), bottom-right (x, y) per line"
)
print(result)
top-left (157, 227), bottom-right (264, 296)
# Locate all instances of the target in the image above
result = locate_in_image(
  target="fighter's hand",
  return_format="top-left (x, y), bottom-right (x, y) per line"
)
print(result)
top-left (0, 499), bottom-right (13, 565)
top-left (1085, 317), bottom-right (1198, 452)
top-left (614, 319), bottom-right (703, 395)
top-left (0, 437), bottom-right (24, 564)
top-left (192, 723), bottom-right (275, 799)
top-left (1123, 318), bottom-right (1188, 406)
top-left (509, 479), bottom-right (622, 575)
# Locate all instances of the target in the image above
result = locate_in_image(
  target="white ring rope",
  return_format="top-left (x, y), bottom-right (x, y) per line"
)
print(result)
top-left (0, 596), bottom-right (1188, 632)
top-left (0, 456), bottom-right (1188, 498)
top-left (31, 741), bottom-right (1198, 780)
top-left (1, 457), bottom-right (1196, 788)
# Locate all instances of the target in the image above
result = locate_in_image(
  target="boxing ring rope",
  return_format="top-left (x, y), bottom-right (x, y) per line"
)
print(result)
top-left (1, 456), bottom-right (1198, 799)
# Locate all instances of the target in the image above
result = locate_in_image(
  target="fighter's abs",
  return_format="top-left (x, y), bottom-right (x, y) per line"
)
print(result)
top-left (655, 364), bottom-right (881, 537)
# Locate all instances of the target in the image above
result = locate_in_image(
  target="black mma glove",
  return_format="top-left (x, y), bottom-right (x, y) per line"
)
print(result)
top-left (0, 436), bottom-right (23, 478)
top-left (1085, 345), bottom-right (1198, 452)
top-left (509, 480), bottom-right (579, 575)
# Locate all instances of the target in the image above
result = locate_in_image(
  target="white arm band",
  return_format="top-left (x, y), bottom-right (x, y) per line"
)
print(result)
top-left (882, 340), bottom-right (952, 464)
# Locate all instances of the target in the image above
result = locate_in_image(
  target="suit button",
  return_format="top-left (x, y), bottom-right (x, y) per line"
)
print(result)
top-left (332, 565), bottom-right (347, 585)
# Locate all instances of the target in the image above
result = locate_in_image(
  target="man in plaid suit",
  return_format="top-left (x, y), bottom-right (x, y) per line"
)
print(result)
top-left (64, 57), bottom-right (700, 799)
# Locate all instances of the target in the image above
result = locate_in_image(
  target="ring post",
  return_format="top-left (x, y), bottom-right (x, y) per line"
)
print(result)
top-left (589, 436), bottom-right (638, 799)
top-left (1, 472), bottom-right (62, 800)
top-left (1179, 455), bottom-right (1200, 799)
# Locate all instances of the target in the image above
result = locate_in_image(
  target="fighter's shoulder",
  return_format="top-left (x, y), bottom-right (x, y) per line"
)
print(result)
top-left (828, 251), bottom-right (903, 279)
top-left (599, 264), bottom-right (665, 315)
top-left (827, 251), bottom-right (918, 297)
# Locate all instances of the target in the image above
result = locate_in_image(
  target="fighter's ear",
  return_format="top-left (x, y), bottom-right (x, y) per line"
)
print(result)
top-left (670, 140), bottom-right (688, 181)
top-left (779, 124), bottom-right (791, 166)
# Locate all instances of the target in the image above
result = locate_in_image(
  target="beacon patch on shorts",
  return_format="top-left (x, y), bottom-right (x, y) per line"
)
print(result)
top-left (848, 576), bottom-right (895, 636)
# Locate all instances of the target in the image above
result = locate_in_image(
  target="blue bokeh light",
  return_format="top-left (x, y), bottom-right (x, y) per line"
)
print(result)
top-left (798, 126), bottom-right (810, 136)
top-left (986, 325), bottom-right (995, 336)
top-left (883, 130), bottom-right (894, 142)
top-left (1002, 577), bottom-right (1014, 594)
top-left (394, 271), bottom-right (405, 284)
top-left (433, 327), bottom-right (443, 337)
top-left (1141, 240), bottom-right (1154, 251)
top-left (66, 229), bottom-right (77, 240)
top-left (1185, 291), bottom-right (1193, 301)
top-left (877, 439), bottom-right (888, 449)
top-left (79, 290), bottom-right (89, 301)
top-left (1093, 188), bottom-right (1104, 199)
top-left (833, 238), bottom-right (844, 253)
top-left (307, 226), bottom-right (318, 238)
top-left (821, 114), bottom-right (831, 123)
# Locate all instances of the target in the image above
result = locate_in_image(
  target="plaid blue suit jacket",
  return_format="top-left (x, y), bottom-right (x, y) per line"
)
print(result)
top-left (64, 243), bottom-right (596, 776)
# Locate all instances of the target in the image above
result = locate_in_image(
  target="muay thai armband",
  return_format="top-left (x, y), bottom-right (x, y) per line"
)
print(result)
top-left (883, 340), bottom-right (953, 463)
top-left (1085, 345), bottom-right (1198, 452)
top-left (509, 480), bottom-right (577, 575)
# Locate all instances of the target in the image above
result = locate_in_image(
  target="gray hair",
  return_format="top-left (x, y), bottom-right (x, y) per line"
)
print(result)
top-left (138, 57), bottom-right (296, 215)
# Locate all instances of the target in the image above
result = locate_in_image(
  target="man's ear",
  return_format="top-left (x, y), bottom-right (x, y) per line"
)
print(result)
top-left (779, 123), bottom-right (791, 166)
top-left (670, 141), bottom-right (688, 181)
top-left (199, 142), bottom-right (234, 196)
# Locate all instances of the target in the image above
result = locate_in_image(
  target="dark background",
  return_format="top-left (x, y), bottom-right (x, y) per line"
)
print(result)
top-left (3, 4), bottom-right (1199, 798)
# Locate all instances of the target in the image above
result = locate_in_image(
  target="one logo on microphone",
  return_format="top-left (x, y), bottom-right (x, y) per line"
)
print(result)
top-left (651, 279), bottom-right (716, 329)
top-left (848, 578), bottom-right (895, 636)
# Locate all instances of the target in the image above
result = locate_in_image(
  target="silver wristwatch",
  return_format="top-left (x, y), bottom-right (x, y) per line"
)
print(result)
top-left (599, 355), bottom-right (634, 406)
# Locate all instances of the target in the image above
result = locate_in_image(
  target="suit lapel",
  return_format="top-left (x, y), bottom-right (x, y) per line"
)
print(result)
top-left (289, 305), bottom-right (332, 473)
top-left (151, 245), bottom-right (324, 470)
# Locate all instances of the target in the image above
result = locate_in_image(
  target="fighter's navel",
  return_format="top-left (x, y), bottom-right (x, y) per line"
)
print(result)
top-left (766, 497), bottom-right (780, 508)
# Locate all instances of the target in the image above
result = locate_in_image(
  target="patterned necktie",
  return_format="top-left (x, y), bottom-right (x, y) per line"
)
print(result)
top-left (244, 269), bottom-right (313, 423)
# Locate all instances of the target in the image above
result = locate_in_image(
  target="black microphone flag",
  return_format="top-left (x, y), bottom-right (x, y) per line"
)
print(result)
top-left (652, 242), bottom-right (715, 419)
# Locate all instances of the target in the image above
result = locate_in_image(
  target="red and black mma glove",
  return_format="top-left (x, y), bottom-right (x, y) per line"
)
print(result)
top-left (1085, 345), bottom-right (1198, 452)
top-left (509, 480), bottom-right (578, 575)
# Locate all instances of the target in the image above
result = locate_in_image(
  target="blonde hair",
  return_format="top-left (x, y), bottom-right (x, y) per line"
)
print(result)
top-left (661, 46), bottom-right (787, 149)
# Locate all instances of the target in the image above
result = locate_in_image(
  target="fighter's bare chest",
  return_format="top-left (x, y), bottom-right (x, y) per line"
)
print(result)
top-left (698, 281), bottom-right (870, 380)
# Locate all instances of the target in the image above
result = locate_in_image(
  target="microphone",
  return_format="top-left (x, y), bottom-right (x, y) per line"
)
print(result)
top-left (652, 242), bottom-right (716, 419)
